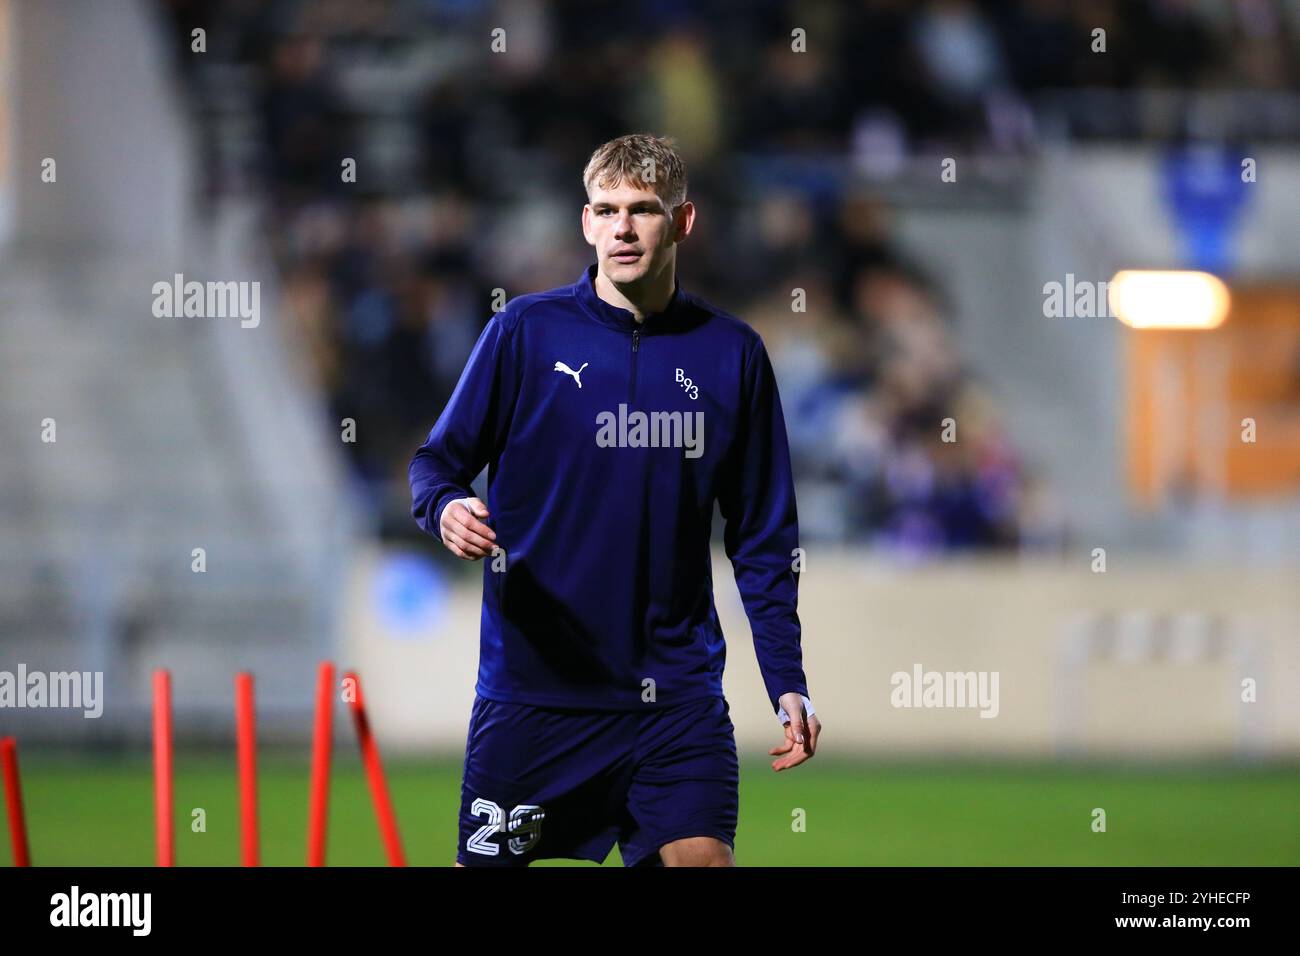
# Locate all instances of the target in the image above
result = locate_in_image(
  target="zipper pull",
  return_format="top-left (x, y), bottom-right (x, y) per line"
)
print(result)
top-left (632, 329), bottom-right (639, 352)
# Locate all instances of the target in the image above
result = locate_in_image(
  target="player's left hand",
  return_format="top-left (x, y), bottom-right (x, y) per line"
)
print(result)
top-left (770, 692), bottom-right (820, 771)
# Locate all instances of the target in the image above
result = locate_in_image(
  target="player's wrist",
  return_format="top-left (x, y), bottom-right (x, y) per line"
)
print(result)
top-left (775, 692), bottom-right (815, 725)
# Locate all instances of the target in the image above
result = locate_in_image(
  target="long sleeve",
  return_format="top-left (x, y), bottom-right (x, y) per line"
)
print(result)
top-left (717, 336), bottom-right (810, 715)
top-left (409, 312), bottom-right (521, 541)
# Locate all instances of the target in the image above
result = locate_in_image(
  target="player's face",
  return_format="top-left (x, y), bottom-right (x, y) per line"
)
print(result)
top-left (582, 181), bottom-right (691, 286)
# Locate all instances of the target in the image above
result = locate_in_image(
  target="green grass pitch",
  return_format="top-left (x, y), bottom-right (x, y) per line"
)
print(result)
top-left (8, 756), bottom-right (1299, 866)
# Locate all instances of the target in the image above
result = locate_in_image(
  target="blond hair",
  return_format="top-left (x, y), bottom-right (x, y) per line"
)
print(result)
top-left (582, 134), bottom-right (688, 210)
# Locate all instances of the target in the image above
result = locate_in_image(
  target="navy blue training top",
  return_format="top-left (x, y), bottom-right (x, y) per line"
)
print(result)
top-left (409, 264), bottom-right (810, 714)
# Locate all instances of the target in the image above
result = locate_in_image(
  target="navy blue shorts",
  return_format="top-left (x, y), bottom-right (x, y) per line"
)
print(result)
top-left (456, 693), bottom-right (739, 866)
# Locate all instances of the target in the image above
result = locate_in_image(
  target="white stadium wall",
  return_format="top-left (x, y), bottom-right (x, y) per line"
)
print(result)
top-left (344, 547), bottom-right (1300, 760)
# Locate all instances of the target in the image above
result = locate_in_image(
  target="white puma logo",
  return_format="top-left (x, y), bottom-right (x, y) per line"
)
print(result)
top-left (554, 361), bottom-right (589, 388)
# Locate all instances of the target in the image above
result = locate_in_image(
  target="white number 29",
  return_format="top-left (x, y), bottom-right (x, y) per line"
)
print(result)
top-left (466, 798), bottom-right (546, 857)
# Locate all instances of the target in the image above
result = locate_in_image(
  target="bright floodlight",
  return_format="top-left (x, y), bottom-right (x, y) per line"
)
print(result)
top-left (1108, 270), bottom-right (1230, 330)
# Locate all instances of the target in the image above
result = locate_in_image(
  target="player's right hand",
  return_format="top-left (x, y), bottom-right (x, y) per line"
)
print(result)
top-left (440, 497), bottom-right (497, 560)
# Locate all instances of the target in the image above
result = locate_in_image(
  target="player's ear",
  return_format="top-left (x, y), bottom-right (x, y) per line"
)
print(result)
top-left (673, 201), bottom-right (696, 244)
top-left (581, 204), bottom-right (597, 247)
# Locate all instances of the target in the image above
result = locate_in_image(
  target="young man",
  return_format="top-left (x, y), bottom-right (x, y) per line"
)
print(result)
top-left (410, 134), bottom-right (820, 867)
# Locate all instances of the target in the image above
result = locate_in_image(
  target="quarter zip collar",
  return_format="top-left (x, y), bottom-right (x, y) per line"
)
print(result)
top-left (574, 263), bottom-right (687, 334)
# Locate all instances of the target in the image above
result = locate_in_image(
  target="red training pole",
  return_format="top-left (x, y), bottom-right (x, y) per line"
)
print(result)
top-left (307, 660), bottom-right (334, 867)
top-left (1, 737), bottom-right (31, 867)
top-left (235, 672), bottom-right (259, 867)
top-left (343, 671), bottom-right (406, 867)
top-left (152, 669), bottom-right (175, 867)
